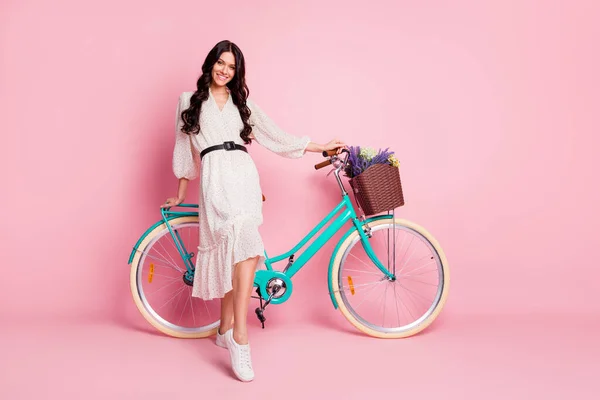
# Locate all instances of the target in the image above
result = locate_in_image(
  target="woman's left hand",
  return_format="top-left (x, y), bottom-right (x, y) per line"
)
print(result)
top-left (323, 138), bottom-right (347, 154)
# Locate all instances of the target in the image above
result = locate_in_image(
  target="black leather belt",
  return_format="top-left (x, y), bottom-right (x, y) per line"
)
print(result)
top-left (200, 141), bottom-right (248, 160)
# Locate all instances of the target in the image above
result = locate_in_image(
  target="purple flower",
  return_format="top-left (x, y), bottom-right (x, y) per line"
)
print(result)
top-left (344, 146), bottom-right (397, 178)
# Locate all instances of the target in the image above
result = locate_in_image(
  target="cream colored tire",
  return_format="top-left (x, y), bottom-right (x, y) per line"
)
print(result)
top-left (129, 216), bottom-right (218, 339)
top-left (331, 217), bottom-right (449, 338)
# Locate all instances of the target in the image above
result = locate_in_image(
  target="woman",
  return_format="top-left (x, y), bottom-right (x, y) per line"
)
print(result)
top-left (162, 40), bottom-right (346, 382)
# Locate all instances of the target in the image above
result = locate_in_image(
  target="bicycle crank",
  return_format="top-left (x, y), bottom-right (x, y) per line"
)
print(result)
top-left (253, 278), bottom-right (287, 329)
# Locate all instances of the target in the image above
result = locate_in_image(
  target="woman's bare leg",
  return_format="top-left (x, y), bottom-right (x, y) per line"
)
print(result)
top-left (232, 256), bottom-right (259, 345)
top-left (219, 291), bottom-right (234, 334)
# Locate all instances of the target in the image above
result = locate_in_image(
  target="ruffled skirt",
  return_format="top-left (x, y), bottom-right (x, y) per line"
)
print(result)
top-left (192, 214), bottom-right (266, 300)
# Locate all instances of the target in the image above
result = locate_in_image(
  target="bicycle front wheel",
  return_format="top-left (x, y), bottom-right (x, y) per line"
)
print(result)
top-left (330, 217), bottom-right (449, 338)
top-left (129, 216), bottom-right (220, 338)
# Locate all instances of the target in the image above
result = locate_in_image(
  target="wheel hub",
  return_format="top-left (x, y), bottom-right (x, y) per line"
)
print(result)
top-left (182, 272), bottom-right (194, 286)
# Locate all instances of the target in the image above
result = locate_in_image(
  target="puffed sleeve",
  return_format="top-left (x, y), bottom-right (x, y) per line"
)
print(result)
top-left (247, 98), bottom-right (311, 159)
top-left (172, 92), bottom-right (200, 180)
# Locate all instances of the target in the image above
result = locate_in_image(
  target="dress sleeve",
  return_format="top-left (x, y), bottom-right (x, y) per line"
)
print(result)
top-left (247, 98), bottom-right (311, 159)
top-left (172, 92), bottom-right (200, 180)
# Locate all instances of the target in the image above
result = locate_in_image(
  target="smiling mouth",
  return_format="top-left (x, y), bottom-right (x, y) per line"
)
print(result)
top-left (217, 73), bottom-right (228, 81)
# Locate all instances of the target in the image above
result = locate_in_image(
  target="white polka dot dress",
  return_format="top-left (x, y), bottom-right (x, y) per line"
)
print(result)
top-left (172, 90), bottom-right (311, 300)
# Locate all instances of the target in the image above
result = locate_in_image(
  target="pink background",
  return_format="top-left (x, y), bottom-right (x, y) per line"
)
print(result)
top-left (1, 0), bottom-right (599, 398)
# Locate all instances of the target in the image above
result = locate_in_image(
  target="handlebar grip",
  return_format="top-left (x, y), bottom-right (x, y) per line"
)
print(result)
top-left (322, 148), bottom-right (349, 157)
top-left (314, 159), bottom-right (332, 170)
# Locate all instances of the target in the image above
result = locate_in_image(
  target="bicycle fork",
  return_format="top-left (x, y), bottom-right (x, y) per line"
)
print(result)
top-left (356, 217), bottom-right (397, 281)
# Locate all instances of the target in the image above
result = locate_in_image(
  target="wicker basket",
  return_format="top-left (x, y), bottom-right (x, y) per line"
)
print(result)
top-left (349, 163), bottom-right (404, 216)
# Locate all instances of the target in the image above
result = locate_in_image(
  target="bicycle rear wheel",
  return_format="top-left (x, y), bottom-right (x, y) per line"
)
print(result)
top-left (129, 216), bottom-right (220, 338)
top-left (330, 217), bottom-right (449, 338)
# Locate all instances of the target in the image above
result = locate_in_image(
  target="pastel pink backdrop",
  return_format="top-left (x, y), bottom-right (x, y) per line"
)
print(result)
top-left (2, 0), bottom-right (598, 322)
top-left (2, 0), bottom-right (600, 398)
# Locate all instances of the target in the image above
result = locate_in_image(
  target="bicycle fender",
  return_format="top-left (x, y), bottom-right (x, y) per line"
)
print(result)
top-left (327, 214), bottom-right (393, 308)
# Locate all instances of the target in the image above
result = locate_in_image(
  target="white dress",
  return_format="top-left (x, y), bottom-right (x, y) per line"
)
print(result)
top-left (172, 90), bottom-right (311, 300)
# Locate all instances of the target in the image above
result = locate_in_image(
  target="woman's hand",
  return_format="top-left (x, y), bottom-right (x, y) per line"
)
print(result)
top-left (323, 138), bottom-right (347, 154)
top-left (161, 197), bottom-right (184, 208)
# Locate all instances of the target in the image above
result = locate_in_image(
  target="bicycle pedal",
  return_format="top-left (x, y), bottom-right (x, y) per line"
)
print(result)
top-left (255, 308), bottom-right (266, 329)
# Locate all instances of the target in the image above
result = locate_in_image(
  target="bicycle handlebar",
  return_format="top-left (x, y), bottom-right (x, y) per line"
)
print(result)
top-left (322, 148), bottom-right (350, 157)
top-left (314, 159), bottom-right (332, 170)
top-left (314, 148), bottom-right (349, 170)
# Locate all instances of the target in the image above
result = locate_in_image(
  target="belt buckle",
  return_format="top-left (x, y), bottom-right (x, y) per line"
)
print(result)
top-left (223, 141), bottom-right (235, 151)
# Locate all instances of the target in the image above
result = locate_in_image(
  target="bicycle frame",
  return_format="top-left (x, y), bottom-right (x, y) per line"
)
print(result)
top-left (128, 151), bottom-right (395, 309)
top-left (253, 191), bottom-right (396, 308)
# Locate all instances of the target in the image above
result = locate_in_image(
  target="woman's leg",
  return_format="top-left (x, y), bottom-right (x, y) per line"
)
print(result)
top-left (232, 255), bottom-right (259, 344)
top-left (219, 291), bottom-right (234, 334)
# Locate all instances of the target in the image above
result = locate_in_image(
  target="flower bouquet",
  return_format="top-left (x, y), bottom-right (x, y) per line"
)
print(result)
top-left (343, 146), bottom-right (405, 216)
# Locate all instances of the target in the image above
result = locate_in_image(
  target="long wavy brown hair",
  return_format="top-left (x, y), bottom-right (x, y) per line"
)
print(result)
top-left (180, 40), bottom-right (253, 144)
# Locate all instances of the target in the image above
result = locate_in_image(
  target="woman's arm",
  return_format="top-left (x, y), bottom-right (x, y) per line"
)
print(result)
top-left (162, 93), bottom-right (199, 209)
top-left (246, 99), bottom-right (347, 157)
top-left (305, 139), bottom-right (347, 154)
top-left (162, 178), bottom-right (189, 208)
top-left (305, 141), bottom-right (325, 153)
top-left (176, 178), bottom-right (189, 202)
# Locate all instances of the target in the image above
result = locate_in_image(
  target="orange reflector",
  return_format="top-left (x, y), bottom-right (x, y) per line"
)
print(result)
top-left (149, 263), bottom-right (154, 283)
top-left (347, 276), bottom-right (355, 295)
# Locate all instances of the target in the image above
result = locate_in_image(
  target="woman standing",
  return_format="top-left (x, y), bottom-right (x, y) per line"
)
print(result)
top-left (162, 40), bottom-right (346, 382)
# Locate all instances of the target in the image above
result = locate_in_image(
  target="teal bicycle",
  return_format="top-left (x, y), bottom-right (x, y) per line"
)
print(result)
top-left (128, 149), bottom-right (449, 339)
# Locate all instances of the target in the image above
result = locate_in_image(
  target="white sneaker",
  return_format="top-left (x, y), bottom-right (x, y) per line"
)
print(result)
top-left (225, 330), bottom-right (254, 382)
top-left (216, 328), bottom-right (229, 349)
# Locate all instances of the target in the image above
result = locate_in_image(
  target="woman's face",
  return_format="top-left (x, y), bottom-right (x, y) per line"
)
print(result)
top-left (211, 51), bottom-right (236, 87)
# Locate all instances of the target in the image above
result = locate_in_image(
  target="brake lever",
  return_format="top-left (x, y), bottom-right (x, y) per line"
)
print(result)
top-left (326, 156), bottom-right (346, 177)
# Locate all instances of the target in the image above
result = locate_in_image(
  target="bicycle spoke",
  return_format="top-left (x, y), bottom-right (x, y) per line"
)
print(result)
top-left (137, 250), bottom-right (183, 273)
top-left (397, 285), bottom-right (416, 321)
top-left (146, 277), bottom-right (183, 296)
top-left (381, 283), bottom-right (389, 327)
top-left (398, 244), bottom-right (418, 274)
top-left (203, 297), bottom-right (212, 321)
top-left (189, 287), bottom-right (197, 326)
top-left (396, 282), bottom-right (432, 306)
top-left (147, 272), bottom-right (181, 280)
top-left (354, 280), bottom-right (386, 310)
top-left (392, 284), bottom-right (402, 326)
top-left (376, 230), bottom-right (390, 270)
top-left (397, 235), bottom-right (414, 272)
top-left (401, 257), bottom-right (438, 276)
top-left (394, 229), bottom-right (406, 264)
top-left (338, 279), bottom-right (387, 293)
top-left (147, 247), bottom-right (183, 273)
top-left (134, 220), bottom-right (219, 335)
top-left (158, 239), bottom-right (182, 273)
top-left (178, 291), bottom-right (191, 324)
top-left (336, 220), bottom-right (446, 335)
top-left (347, 252), bottom-right (381, 274)
top-left (172, 283), bottom-right (186, 313)
top-left (157, 285), bottom-right (187, 310)
top-left (400, 276), bottom-right (439, 287)
top-left (402, 267), bottom-right (438, 277)
top-left (343, 268), bottom-right (384, 276)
